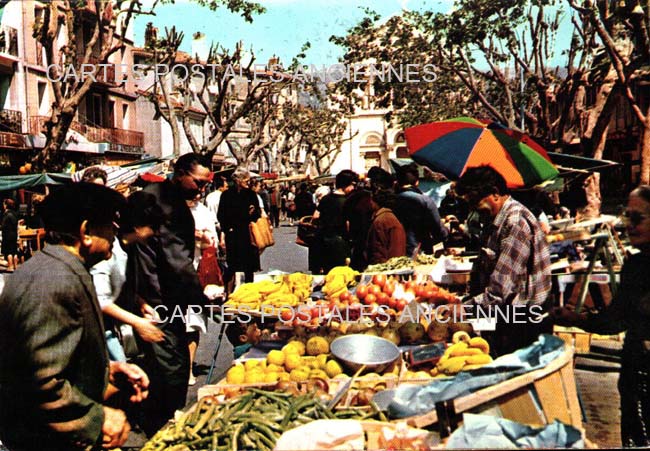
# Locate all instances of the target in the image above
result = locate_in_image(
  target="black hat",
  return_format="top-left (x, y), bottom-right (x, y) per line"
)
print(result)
top-left (39, 183), bottom-right (126, 235)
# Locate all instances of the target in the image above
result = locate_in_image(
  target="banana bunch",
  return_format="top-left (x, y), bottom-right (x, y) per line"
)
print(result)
top-left (261, 287), bottom-right (300, 308)
top-left (226, 274), bottom-right (314, 310)
top-left (432, 335), bottom-right (492, 376)
top-left (323, 266), bottom-right (359, 299)
top-left (284, 273), bottom-right (313, 302)
top-left (225, 282), bottom-right (265, 309)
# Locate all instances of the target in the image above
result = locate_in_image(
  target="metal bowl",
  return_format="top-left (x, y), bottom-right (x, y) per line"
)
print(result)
top-left (330, 334), bottom-right (401, 374)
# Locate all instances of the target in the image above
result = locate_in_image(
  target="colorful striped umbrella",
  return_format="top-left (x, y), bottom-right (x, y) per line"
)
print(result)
top-left (405, 117), bottom-right (559, 189)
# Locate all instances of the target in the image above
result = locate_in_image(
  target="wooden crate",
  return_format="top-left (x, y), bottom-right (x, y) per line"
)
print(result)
top-left (402, 346), bottom-right (583, 433)
top-left (554, 325), bottom-right (592, 354)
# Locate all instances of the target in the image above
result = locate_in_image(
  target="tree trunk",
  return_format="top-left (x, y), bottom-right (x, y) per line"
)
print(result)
top-left (576, 172), bottom-right (602, 221)
top-left (34, 110), bottom-right (75, 171)
top-left (640, 112), bottom-right (650, 185)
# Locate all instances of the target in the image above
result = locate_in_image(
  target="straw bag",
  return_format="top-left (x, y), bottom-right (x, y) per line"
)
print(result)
top-left (249, 216), bottom-right (275, 251)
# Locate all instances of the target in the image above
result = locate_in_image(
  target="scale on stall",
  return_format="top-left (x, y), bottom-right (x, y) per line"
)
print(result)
top-left (407, 342), bottom-right (447, 367)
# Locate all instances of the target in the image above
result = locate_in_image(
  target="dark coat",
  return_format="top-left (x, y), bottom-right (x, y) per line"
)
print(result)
top-left (133, 180), bottom-right (207, 433)
top-left (217, 187), bottom-right (261, 274)
top-left (136, 180), bottom-right (206, 311)
top-left (0, 245), bottom-right (108, 451)
top-left (394, 187), bottom-right (447, 256)
top-left (313, 192), bottom-right (350, 273)
top-left (294, 191), bottom-right (315, 220)
top-left (1, 209), bottom-right (18, 256)
top-left (365, 208), bottom-right (407, 264)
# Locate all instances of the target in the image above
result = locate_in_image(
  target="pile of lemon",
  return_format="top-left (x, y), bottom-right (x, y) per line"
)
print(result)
top-left (225, 337), bottom-right (344, 385)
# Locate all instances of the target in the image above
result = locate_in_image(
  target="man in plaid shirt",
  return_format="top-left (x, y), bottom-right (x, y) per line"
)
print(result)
top-left (455, 166), bottom-right (552, 355)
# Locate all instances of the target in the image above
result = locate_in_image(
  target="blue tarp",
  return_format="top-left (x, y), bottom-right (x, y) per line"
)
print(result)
top-left (376, 334), bottom-right (566, 419)
top-left (446, 414), bottom-right (585, 449)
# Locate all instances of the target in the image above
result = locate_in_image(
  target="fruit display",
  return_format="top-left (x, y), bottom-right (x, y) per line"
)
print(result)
top-left (432, 336), bottom-right (493, 377)
top-left (426, 318), bottom-right (474, 344)
top-left (225, 273), bottom-right (313, 311)
top-left (224, 340), bottom-right (342, 386)
top-left (321, 266), bottom-right (360, 300)
top-left (398, 321), bottom-right (426, 344)
top-left (142, 388), bottom-right (386, 451)
top-left (402, 279), bottom-right (458, 305)
top-left (353, 274), bottom-right (407, 314)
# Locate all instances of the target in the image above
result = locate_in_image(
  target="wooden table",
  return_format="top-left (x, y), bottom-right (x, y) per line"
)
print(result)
top-left (18, 228), bottom-right (45, 251)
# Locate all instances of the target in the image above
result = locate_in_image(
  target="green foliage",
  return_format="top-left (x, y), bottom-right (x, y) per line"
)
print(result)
top-left (329, 10), bottom-right (479, 130)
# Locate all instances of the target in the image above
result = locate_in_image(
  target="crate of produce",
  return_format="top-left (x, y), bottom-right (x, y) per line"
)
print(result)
top-left (397, 335), bottom-right (493, 386)
top-left (398, 346), bottom-right (582, 434)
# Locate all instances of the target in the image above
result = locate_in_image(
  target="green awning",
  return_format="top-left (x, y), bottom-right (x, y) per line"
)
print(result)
top-left (0, 173), bottom-right (71, 191)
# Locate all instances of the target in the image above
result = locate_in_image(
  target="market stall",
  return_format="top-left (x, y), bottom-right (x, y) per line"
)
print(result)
top-left (141, 260), bottom-right (591, 450)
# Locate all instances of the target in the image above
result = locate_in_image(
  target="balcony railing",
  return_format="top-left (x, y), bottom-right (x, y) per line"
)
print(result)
top-left (86, 126), bottom-right (144, 147)
top-left (0, 109), bottom-right (22, 134)
top-left (0, 131), bottom-right (26, 148)
top-left (0, 26), bottom-right (18, 57)
top-left (30, 116), bottom-right (144, 148)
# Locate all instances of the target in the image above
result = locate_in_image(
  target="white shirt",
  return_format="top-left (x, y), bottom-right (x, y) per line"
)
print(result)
top-left (189, 201), bottom-right (217, 269)
top-left (90, 237), bottom-right (128, 309)
top-left (205, 190), bottom-right (223, 227)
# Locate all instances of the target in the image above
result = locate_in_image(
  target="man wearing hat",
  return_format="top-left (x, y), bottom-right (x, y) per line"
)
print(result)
top-left (0, 183), bottom-right (149, 451)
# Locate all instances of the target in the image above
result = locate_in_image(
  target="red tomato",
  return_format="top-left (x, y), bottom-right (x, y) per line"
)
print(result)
top-left (296, 310), bottom-right (311, 322)
top-left (356, 285), bottom-right (368, 300)
top-left (376, 292), bottom-right (390, 306)
top-left (311, 306), bottom-right (322, 318)
top-left (348, 295), bottom-right (359, 305)
top-left (349, 300), bottom-right (362, 309)
top-left (368, 284), bottom-right (382, 297)
top-left (396, 299), bottom-right (407, 311)
top-left (387, 297), bottom-right (397, 309)
top-left (280, 308), bottom-right (293, 322)
top-left (372, 274), bottom-right (387, 287)
top-left (339, 290), bottom-right (351, 302)
top-left (404, 280), bottom-right (416, 291)
top-left (382, 282), bottom-right (395, 296)
top-left (364, 293), bottom-right (377, 305)
top-left (414, 285), bottom-right (426, 298)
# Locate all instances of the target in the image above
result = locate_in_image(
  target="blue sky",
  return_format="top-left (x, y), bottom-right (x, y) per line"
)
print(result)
top-left (134, 0), bottom-right (454, 65)
top-left (134, 0), bottom-right (575, 68)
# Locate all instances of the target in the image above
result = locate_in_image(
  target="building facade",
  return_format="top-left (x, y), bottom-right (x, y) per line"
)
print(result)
top-left (0, 0), bottom-right (145, 174)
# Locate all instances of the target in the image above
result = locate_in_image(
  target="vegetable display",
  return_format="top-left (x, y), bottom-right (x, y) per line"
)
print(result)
top-left (142, 389), bottom-right (386, 451)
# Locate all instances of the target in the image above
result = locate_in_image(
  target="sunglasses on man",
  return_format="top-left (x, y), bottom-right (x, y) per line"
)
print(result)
top-left (187, 174), bottom-right (210, 189)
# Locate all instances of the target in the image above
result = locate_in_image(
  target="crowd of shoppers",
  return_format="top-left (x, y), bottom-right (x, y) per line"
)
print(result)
top-left (1, 155), bottom-right (649, 450)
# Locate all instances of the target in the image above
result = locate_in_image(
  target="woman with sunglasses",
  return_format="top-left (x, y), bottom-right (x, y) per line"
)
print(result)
top-left (552, 185), bottom-right (650, 447)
